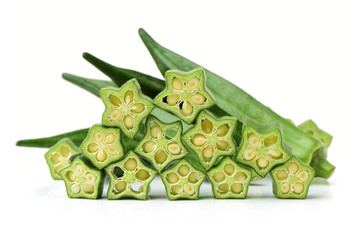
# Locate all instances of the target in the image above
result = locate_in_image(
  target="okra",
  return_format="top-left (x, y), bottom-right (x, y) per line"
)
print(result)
top-left (298, 120), bottom-right (332, 149)
top-left (208, 157), bottom-right (252, 199)
top-left (59, 156), bottom-right (105, 199)
top-left (236, 120), bottom-right (291, 177)
top-left (161, 159), bottom-right (206, 200)
top-left (270, 156), bottom-right (315, 199)
top-left (182, 111), bottom-right (237, 171)
top-left (138, 28), bottom-right (333, 177)
top-left (105, 151), bottom-right (157, 200)
top-left (80, 125), bottom-right (124, 169)
top-left (100, 79), bottom-right (154, 138)
top-left (135, 115), bottom-right (188, 172)
top-left (44, 139), bottom-right (79, 180)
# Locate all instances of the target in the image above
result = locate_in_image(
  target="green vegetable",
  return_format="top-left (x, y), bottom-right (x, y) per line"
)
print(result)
top-left (80, 125), bottom-right (124, 169)
top-left (135, 115), bottom-right (188, 172)
top-left (44, 138), bottom-right (79, 180)
top-left (153, 68), bottom-right (215, 124)
top-left (236, 119), bottom-right (291, 177)
top-left (182, 110), bottom-right (237, 171)
top-left (161, 159), bottom-right (206, 200)
top-left (105, 151), bottom-right (157, 200)
top-left (138, 28), bottom-right (331, 177)
top-left (100, 79), bottom-right (155, 138)
top-left (207, 157), bottom-right (252, 199)
top-left (59, 156), bottom-right (105, 199)
top-left (298, 120), bottom-right (332, 148)
top-left (270, 156), bottom-right (315, 199)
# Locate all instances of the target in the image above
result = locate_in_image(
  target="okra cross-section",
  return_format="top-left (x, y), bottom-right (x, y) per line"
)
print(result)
top-left (80, 125), bottom-right (124, 169)
top-left (236, 120), bottom-right (291, 177)
top-left (44, 138), bottom-right (79, 180)
top-left (154, 68), bottom-right (215, 124)
top-left (105, 151), bottom-right (157, 200)
top-left (271, 157), bottom-right (315, 199)
top-left (298, 120), bottom-right (333, 148)
top-left (100, 79), bottom-right (155, 138)
top-left (59, 157), bottom-right (105, 199)
top-left (208, 157), bottom-right (252, 199)
top-left (135, 115), bottom-right (188, 172)
top-left (182, 111), bottom-right (237, 170)
top-left (161, 159), bottom-right (206, 200)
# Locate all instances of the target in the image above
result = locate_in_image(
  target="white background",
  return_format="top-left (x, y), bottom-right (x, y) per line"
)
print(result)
top-left (2, 0), bottom-right (359, 239)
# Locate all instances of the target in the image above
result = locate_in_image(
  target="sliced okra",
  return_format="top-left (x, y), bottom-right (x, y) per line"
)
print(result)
top-left (208, 157), bottom-right (252, 199)
top-left (161, 159), bottom-right (206, 200)
top-left (236, 120), bottom-right (291, 177)
top-left (100, 79), bottom-right (155, 138)
top-left (271, 156), bottom-right (315, 199)
top-left (59, 157), bottom-right (105, 199)
top-left (135, 115), bottom-right (188, 172)
top-left (298, 120), bottom-right (333, 148)
top-left (80, 125), bottom-right (124, 169)
top-left (44, 139), bottom-right (79, 180)
top-left (153, 68), bottom-right (215, 124)
top-left (105, 151), bottom-right (157, 200)
top-left (182, 111), bottom-right (237, 171)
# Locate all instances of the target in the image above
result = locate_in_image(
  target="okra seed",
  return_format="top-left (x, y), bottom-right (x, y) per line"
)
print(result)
top-left (216, 124), bottom-right (229, 137)
top-left (82, 184), bottom-right (94, 194)
top-left (124, 158), bottom-right (137, 171)
top-left (59, 146), bottom-right (70, 157)
top-left (230, 183), bottom-right (243, 194)
top-left (297, 170), bottom-right (309, 181)
top-left (154, 149), bottom-right (167, 164)
top-left (70, 183), bottom-right (81, 194)
top-left (234, 172), bottom-right (247, 182)
top-left (243, 149), bottom-right (256, 161)
top-left (287, 162), bottom-right (299, 174)
top-left (213, 171), bottom-right (225, 183)
top-left (276, 170), bottom-right (288, 180)
top-left (167, 142), bottom-right (181, 155)
top-left (136, 169), bottom-right (150, 180)
top-left (95, 150), bottom-right (107, 162)
top-left (268, 148), bottom-right (283, 159)
top-left (192, 133), bottom-right (207, 147)
top-left (124, 115), bottom-right (134, 129)
top-left (106, 145), bottom-right (118, 155)
top-left (293, 182), bottom-right (304, 194)
top-left (115, 181), bottom-right (127, 193)
top-left (264, 135), bottom-right (277, 147)
top-left (188, 172), bottom-right (200, 183)
top-left (184, 184), bottom-right (195, 195)
top-left (143, 140), bottom-right (155, 153)
top-left (202, 145), bottom-right (214, 159)
top-left (87, 143), bottom-right (99, 153)
top-left (178, 164), bottom-right (190, 177)
top-left (124, 90), bottom-right (134, 104)
top-left (172, 78), bottom-right (184, 91)
top-left (55, 164), bottom-right (64, 174)
top-left (105, 133), bottom-right (116, 144)
top-left (166, 172), bottom-right (179, 184)
top-left (131, 103), bottom-right (145, 114)
top-left (249, 135), bottom-right (261, 147)
top-left (67, 171), bottom-right (77, 182)
top-left (190, 93), bottom-right (206, 105)
top-left (181, 101), bottom-right (193, 116)
top-left (150, 125), bottom-right (162, 138)
top-left (75, 164), bottom-right (85, 176)
top-left (218, 183), bottom-right (229, 193)
top-left (95, 132), bottom-right (105, 143)
top-left (280, 182), bottom-right (291, 193)
top-left (110, 95), bottom-right (122, 106)
top-left (109, 109), bottom-right (122, 121)
top-left (85, 173), bottom-right (97, 183)
top-left (256, 157), bottom-right (269, 168)
top-left (201, 119), bottom-right (213, 134)
top-left (224, 163), bottom-right (235, 176)
top-left (216, 140), bottom-right (229, 151)
top-left (187, 78), bottom-right (199, 91)
top-left (171, 184), bottom-right (183, 195)
top-left (50, 153), bottom-right (61, 164)
top-left (138, 185), bottom-right (144, 192)
top-left (166, 94), bottom-right (180, 106)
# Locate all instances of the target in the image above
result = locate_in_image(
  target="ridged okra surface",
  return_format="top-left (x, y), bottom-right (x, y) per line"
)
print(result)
top-left (236, 120), bottom-right (291, 177)
top-left (154, 68), bottom-right (215, 124)
top-left (105, 151), bottom-right (157, 200)
top-left (208, 157), bottom-right (252, 199)
top-left (100, 79), bottom-right (154, 138)
top-left (44, 139), bottom-right (79, 180)
top-left (183, 111), bottom-right (237, 170)
top-left (60, 157), bottom-right (105, 199)
top-left (298, 120), bottom-right (332, 149)
top-left (135, 115), bottom-right (188, 172)
top-left (161, 159), bottom-right (206, 200)
top-left (80, 125), bottom-right (124, 169)
top-left (271, 157), bottom-right (315, 199)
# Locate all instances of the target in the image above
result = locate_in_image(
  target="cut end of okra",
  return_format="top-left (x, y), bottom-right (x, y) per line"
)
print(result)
top-left (271, 157), bottom-right (315, 199)
top-left (44, 139), bottom-right (79, 180)
top-left (298, 120), bottom-right (333, 149)
top-left (59, 157), bottom-right (105, 199)
top-left (161, 159), bottom-right (206, 200)
top-left (135, 115), bottom-right (188, 172)
top-left (182, 111), bottom-right (237, 170)
top-left (105, 151), bottom-right (157, 200)
top-left (100, 79), bottom-right (155, 138)
top-left (208, 157), bottom-right (252, 199)
top-left (154, 68), bottom-right (215, 124)
top-left (236, 121), bottom-right (291, 177)
top-left (80, 125), bottom-right (124, 169)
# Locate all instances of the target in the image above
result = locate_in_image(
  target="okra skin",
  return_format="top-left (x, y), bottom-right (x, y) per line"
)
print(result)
top-left (298, 120), bottom-right (333, 148)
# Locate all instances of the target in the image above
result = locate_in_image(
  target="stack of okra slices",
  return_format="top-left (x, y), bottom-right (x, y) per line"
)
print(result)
top-left (17, 29), bottom-right (335, 200)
